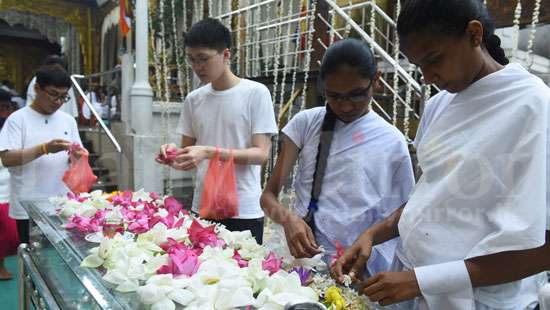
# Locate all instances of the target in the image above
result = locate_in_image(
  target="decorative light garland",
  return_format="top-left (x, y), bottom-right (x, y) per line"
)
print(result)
top-left (403, 63), bottom-right (414, 139)
top-left (369, 0), bottom-right (376, 49)
top-left (329, 10), bottom-right (335, 45)
top-left (183, 0), bottom-right (190, 95)
top-left (171, 0), bottom-right (185, 102)
top-left (278, 0), bottom-right (296, 109)
top-left (343, 0), bottom-right (353, 37)
top-left (149, 11), bottom-right (163, 104)
top-left (392, 0), bottom-right (401, 126)
top-left (526, 0), bottom-right (541, 68)
top-left (298, 0), bottom-right (316, 112)
top-left (236, 0), bottom-right (242, 76)
top-left (511, 0), bottom-right (522, 61)
top-left (159, 0), bottom-right (173, 195)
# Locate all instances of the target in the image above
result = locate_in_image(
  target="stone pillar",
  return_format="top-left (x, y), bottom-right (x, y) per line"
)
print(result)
top-left (129, 0), bottom-right (162, 193)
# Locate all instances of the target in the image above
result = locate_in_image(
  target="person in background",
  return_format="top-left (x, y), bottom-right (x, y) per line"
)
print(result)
top-left (26, 55), bottom-right (79, 118)
top-left (0, 89), bottom-right (19, 280)
top-left (0, 64), bottom-right (83, 244)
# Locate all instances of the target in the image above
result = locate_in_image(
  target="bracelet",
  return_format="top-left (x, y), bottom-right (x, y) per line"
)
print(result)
top-left (41, 143), bottom-right (48, 155)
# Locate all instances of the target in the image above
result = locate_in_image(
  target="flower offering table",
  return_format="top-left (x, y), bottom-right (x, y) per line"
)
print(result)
top-left (18, 191), bottom-right (376, 310)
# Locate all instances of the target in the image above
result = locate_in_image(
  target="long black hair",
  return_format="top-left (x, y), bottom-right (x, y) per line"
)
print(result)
top-left (309, 39), bottom-right (378, 206)
top-left (397, 0), bottom-right (509, 66)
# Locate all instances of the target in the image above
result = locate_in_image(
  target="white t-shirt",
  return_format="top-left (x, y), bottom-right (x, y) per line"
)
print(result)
top-left (283, 107), bottom-right (415, 274)
top-left (0, 107), bottom-right (82, 219)
top-left (26, 77), bottom-right (79, 118)
top-left (399, 63), bottom-right (550, 309)
top-left (176, 79), bottom-right (278, 219)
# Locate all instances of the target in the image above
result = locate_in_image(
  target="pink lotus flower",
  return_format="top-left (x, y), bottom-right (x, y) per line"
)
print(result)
top-left (330, 240), bottom-right (345, 266)
top-left (160, 238), bottom-right (187, 253)
top-left (156, 148), bottom-right (178, 165)
top-left (66, 192), bottom-right (87, 203)
top-left (233, 250), bottom-right (249, 268)
top-left (127, 215), bottom-right (150, 234)
top-left (188, 219), bottom-right (224, 249)
top-left (262, 252), bottom-right (283, 275)
top-left (164, 196), bottom-right (183, 216)
top-left (66, 214), bottom-right (101, 233)
top-left (149, 192), bottom-right (160, 201)
top-left (111, 191), bottom-right (133, 207)
top-left (158, 239), bottom-right (200, 277)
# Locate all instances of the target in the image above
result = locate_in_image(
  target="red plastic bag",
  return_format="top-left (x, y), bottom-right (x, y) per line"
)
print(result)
top-left (63, 145), bottom-right (97, 194)
top-left (199, 148), bottom-right (239, 220)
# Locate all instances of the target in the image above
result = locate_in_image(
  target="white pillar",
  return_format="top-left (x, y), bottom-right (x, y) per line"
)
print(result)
top-left (128, 0), bottom-right (162, 193)
top-left (130, 0), bottom-right (153, 135)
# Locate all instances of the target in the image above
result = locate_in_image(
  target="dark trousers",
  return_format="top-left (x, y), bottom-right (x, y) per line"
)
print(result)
top-left (16, 219), bottom-right (29, 245)
top-left (212, 217), bottom-right (265, 245)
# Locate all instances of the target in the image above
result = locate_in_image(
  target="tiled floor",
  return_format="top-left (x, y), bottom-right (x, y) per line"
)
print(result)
top-left (0, 255), bottom-right (19, 309)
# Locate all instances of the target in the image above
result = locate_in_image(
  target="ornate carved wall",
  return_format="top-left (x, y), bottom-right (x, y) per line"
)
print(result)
top-left (0, 0), bottom-right (102, 74)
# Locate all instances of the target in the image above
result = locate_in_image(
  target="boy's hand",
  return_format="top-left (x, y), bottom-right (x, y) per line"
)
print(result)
top-left (46, 139), bottom-right (71, 154)
top-left (282, 213), bottom-right (321, 258)
top-left (171, 145), bottom-right (210, 170)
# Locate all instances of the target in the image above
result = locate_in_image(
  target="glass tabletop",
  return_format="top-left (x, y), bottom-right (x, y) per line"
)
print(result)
top-left (21, 200), bottom-right (145, 310)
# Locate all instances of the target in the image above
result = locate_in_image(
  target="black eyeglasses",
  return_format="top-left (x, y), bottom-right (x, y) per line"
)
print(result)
top-left (43, 88), bottom-right (70, 103)
top-left (325, 79), bottom-right (374, 103)
top-left (185, 52), bottom-right (221, 66)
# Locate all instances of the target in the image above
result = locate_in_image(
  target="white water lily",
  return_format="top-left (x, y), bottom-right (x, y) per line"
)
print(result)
top-left (132, 188), bottom-right (153, 203)
top-left (155, 208), bottom-right (169, 218)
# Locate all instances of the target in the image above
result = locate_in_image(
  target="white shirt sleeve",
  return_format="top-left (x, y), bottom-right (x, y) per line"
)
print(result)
top-left (0, 114), bottom-right (23, 151)
top-left (175, 99), bottom-right (195, 138)
top-left (251, 86), bottom-right (278, 135)
top-left (414, 260), bottom-right (475, 309)
top-left (281, 110), bottom-right (310, 149)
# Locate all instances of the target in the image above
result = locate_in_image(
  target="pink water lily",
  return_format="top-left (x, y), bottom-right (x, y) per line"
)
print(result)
top-left (262, 252), bottom-right (282, 275)
top-left (188, 219), bottom-right (225, 249)
top-left (233, 250), bottom-right (249, 268)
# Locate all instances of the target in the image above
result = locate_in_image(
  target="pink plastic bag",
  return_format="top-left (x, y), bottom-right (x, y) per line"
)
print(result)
top-left (199, 149), bottom-right (239, 220)
top-left (63, 144), bottom-right (97, 194)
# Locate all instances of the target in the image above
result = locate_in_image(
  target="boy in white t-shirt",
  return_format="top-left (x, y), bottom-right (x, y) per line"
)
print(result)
top-left (158, 18), bottom-right (278, 244)
top-left (0, 64), bottom-right (83, 244)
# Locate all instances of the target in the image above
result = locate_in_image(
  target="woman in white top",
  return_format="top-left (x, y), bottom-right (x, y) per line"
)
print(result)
top-left (261, 38), bottom-right (415, 275)
top-left (333, 1), bottom-right (550, 309)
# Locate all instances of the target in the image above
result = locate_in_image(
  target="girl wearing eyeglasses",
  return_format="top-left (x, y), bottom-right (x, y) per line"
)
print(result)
top-left (260, 38), bottom-right (415, 276)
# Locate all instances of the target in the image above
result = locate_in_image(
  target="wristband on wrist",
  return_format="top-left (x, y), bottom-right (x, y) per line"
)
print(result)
top-left (41, 143), bottom-right (48, 155)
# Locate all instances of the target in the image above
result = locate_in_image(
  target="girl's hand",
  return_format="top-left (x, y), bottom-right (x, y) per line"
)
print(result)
top-left (282, 213), bottom-right (321, 258)
top-left (361, 271), bottom-right (421, 306)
